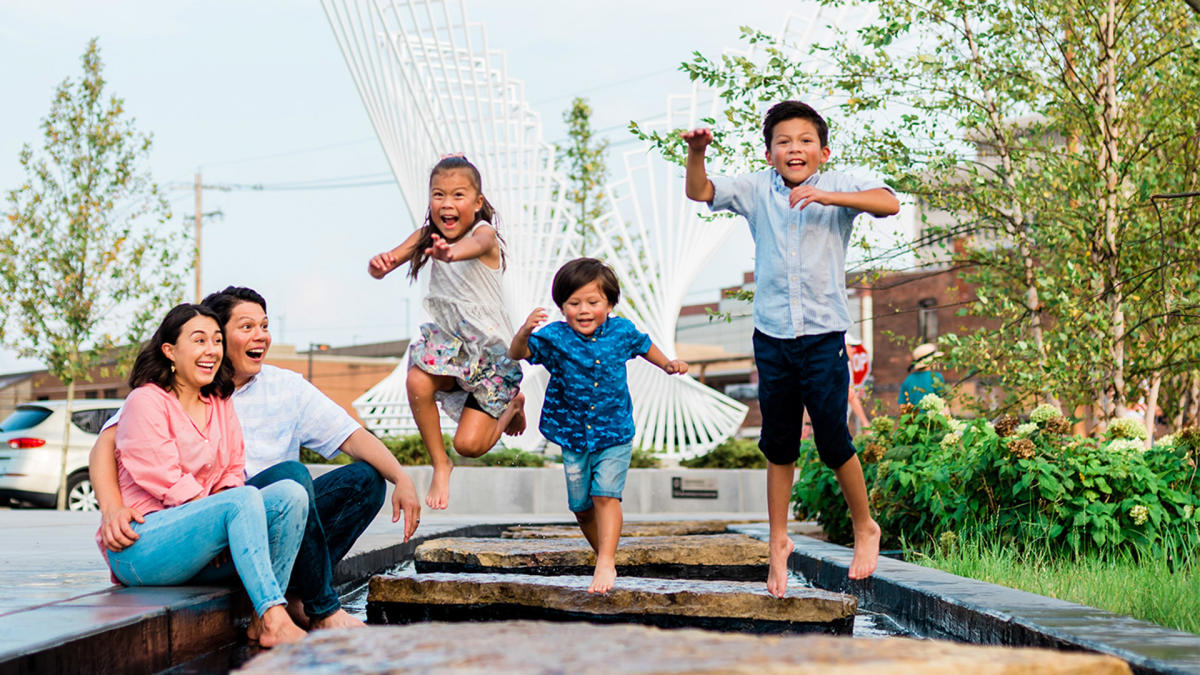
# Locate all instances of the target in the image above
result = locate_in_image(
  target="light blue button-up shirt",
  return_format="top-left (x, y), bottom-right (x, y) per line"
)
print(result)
top-left (709, 168), bottom-right (891, 339)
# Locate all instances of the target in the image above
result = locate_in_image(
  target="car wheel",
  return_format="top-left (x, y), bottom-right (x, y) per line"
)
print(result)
top-left (67, 473), bottom-right (98, 512)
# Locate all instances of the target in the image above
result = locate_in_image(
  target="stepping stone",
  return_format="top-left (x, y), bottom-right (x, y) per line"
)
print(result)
top-left (367, 572), bottom-right (857, 635)
top-left (503, 520), bottom-right (823, 539)
top-left (240, 620), bottom-right (1133, 674)
top-left (414, 534), bottom-right (769, 580)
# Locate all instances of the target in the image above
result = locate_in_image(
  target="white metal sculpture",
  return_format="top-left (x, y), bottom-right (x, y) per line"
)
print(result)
top-left (323, 0), bottom-right (752, 457)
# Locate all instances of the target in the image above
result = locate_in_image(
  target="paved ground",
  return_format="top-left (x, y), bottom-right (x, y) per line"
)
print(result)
top-left (0, 508), bottom-right (766, 618)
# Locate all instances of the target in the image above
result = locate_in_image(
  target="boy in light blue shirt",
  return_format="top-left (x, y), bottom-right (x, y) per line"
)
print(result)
top-left (684, 101), bottom-right (898, 596)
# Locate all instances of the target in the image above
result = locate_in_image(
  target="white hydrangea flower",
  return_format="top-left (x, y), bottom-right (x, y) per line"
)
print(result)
top-left (919, 393), bottom-right (947, 413)
top-left (1015, 422), bottom-right (1039, 438)
top-left (1153, 434), bottom-right (1175, 449)
top-left (948, 419), bottom-right (966, 435)
top-left (1107, 438), bottom-right (1146, 454)
top-left (1029, 403), bottom-right (1061, 424)
top-left (940, 433), bottom-right (961, 450)
top-left (1106, 417), bottom-right (1149, 441)
top-left (1185, 505), bottom-right (1195, 520)
top-left (1129, 504), bottom-right (1149, 526)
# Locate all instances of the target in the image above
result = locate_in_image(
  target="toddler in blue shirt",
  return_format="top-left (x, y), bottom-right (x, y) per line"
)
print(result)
top-left (683, 101), bottom-right (899, 596)
top-left (510, 258), bottom-right (687, 593)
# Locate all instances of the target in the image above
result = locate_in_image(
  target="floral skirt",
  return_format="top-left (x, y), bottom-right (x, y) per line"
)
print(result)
top-left (408, 321), bottom-right (522, 420)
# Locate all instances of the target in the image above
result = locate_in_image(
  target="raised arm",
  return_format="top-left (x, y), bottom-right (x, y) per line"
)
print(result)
top-left (425, 223), bottom-right (501, 267)
top-left (368, 228), bottom-right (424, 279)
top-left (337, 428), bottom-right (422, 542)
top-left (509, 308), bottom-right (548, 361)
top-left (89, 425), bottom-right (144, 552)
top-left (641, 343), bottom-right (689, 375)
top-left (788, 186), bottom-right (900, 218)
top-left (682, 128), bottom-right (715, 203)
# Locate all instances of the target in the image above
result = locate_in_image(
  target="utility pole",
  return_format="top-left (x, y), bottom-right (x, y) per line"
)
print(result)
top-left (194, 172), bottom-right (203, 303)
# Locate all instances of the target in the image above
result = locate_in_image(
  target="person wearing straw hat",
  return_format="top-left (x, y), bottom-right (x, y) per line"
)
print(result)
top-left (899, 343), bottom-right (944, 406)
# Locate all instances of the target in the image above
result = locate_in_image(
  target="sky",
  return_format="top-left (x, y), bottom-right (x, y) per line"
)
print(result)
top-left (0, 0), bottom-right (908, 373)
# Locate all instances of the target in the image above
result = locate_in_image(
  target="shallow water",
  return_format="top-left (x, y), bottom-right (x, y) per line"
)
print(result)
top-left (354, 559), bottom-right (915, 638)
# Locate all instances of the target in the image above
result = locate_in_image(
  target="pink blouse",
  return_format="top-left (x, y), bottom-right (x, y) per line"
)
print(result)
top-left (113, 384), bottom-right (246, 516)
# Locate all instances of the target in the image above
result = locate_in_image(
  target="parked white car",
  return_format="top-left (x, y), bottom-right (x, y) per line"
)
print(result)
top-left (0, 400), bottom-right (124, 510)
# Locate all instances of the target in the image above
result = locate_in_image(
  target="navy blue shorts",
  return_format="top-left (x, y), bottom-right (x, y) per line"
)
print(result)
top-left (753, 330), bottom-right (856, 468)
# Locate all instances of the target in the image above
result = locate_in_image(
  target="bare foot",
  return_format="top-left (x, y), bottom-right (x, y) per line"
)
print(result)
top-left (848, 518), bottom-right (882, 580)
top-left (311, 608), bottom-right (366, 630)
top-left (285, 594), bottom-right (310, 629)
top-left (499, 392), bottom-right (526, 436)
top-left (426, 464), bottom-right (452, 510)
top-left (766, 536), bottom-right (794, 598)
top-left (588, 560), bottom-right (617, 594)
top-left (257, 605), bottom-right (307, 648)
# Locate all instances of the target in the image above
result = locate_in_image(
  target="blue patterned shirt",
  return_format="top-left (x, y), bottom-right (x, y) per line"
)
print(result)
top-left (709, 168), bottom-right (892, 339)
top-left (526, 316), bottom-right (652, 453)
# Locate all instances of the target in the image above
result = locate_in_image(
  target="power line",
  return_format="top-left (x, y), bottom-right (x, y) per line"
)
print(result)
top-left (200, 136), bottom-right (378, 169)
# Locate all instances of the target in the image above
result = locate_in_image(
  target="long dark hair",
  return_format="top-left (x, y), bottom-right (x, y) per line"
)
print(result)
top-left (129, 304), bottom-right (235, 398)
top-left (407, 155), bottom-right (505, 280)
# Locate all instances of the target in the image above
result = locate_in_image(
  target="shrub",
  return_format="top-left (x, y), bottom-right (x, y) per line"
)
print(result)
top-left (299, 446), bottom-right (353, 465)
top-left (792, 402), bottom-right (1200, 557)
top-left (680, 438), bottom-right (768, 469)
top-left (630, 447), bottom-right (661, 468)
top-left (380, 434), bottom-right (454, 465)
top-left (473, 447), bottom-right (546, 467)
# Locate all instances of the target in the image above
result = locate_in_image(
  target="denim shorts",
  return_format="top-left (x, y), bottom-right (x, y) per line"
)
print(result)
top-left (561, 442), bottom-right (633, 512)
top-left (753, 329), bottom-right (856, 468)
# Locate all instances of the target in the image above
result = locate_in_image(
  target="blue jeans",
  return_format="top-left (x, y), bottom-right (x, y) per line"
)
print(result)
top-left (107, 482), bottom-right (308, 617)
top-left (246, 461), bottom-right (385, 620)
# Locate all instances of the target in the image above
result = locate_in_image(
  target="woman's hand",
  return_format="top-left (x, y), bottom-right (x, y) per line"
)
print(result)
top-left (100, 505), bottom-right (145, 552)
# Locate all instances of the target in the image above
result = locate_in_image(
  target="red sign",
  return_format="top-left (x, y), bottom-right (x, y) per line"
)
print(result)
top-left (848, 343), bottom-right (870, 387)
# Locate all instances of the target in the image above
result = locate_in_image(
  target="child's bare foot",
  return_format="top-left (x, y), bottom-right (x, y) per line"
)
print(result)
top-left (311, 608), bottom-right (366, 630)
top-left (499, 392), bottom-right (526, 436)
top-left (588, 560), bottom-right (617, 594)
top-left (426, 464), bottom-right (452, 510)
top-left (257, 605), bottom-right (307, 648)
top-left (766, 536), bottom-right (794, 598)
top-left (284, 594), bottom-right (310, 629)
top-left (848, 518), bottom-right (882, 580)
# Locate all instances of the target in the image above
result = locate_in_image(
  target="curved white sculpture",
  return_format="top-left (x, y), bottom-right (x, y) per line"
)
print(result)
top-left (325, 0), bottom-right (751, 457)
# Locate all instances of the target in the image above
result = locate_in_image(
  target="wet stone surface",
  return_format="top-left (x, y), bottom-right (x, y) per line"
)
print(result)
top-left (368, 571), bottom-right (857, 635)
top-left (502, 520), bottom-right (823, 539)
top-left (238, 620), bottom-right (1133, 674)
top-left (414, 534), bottom-right (769, 580)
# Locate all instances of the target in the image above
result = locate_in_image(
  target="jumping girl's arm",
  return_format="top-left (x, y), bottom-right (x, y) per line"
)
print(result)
top-left (426, 224), bottom-right (501, 267)
top-left (368, 229), bottom-right (425, 279)
top-left (641, 343), bottom-right (689, 375)
top-left (509, 308), bottom-right (548, 360)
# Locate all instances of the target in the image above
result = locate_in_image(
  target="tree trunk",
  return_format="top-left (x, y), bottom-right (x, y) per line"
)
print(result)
top-left (1189, 372), bottom-right (1200, 427)
top-left (56, 379), bottom-right (76, 510)
top-left (1144, 372), bottom-right (1161, 448)
top-left (1096, 0), bottom-right (1127, 418)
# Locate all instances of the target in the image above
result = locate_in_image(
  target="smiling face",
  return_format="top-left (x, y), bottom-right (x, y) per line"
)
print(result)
top-left (765, 117), bottom-right (831, 187)
top-left (223, 300), bottom-right (270, 387)
top-left (429, 168), bottom-right (484, 241)
top-left (562, 279), bottom-right (613, 336)
top-left (162, 315), bottom-right (224, 392)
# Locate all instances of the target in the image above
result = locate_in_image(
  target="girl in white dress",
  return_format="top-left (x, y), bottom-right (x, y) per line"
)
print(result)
top-left (368, 156), bottom-right (525, 509)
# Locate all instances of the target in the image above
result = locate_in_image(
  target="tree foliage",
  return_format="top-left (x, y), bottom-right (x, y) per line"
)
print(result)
top-left (556, 97), bottom-right (609, 256)
top-left (637, 1), bottom-right (1200, 428)
top-left (0, 39), bottom-right (186, 505)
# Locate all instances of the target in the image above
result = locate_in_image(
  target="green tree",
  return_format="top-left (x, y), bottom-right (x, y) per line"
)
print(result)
top-left (637, 1), bottom-right (1200, 426)
top-left (0, 39), bottom-right (186, 508)
top-left (557, 97), bottom-right (609, 256)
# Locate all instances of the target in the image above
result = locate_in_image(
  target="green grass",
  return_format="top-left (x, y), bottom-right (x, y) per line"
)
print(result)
top-left (914, 537), bottom-right (1200, 635)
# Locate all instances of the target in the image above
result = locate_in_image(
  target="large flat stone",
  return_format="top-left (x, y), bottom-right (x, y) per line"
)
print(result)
top-left (502, 520), bottom-right (823, 539)
top-left (368, 572), bottom-right (856, 634)
top-left (414, 534), bottom-right (768, 579)
top-left (239, 620), bottom-right (1132, 674)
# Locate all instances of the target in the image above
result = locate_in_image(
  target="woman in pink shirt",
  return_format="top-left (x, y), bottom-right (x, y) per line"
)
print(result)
top-left (102, 304), bottom-right (307, 647)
